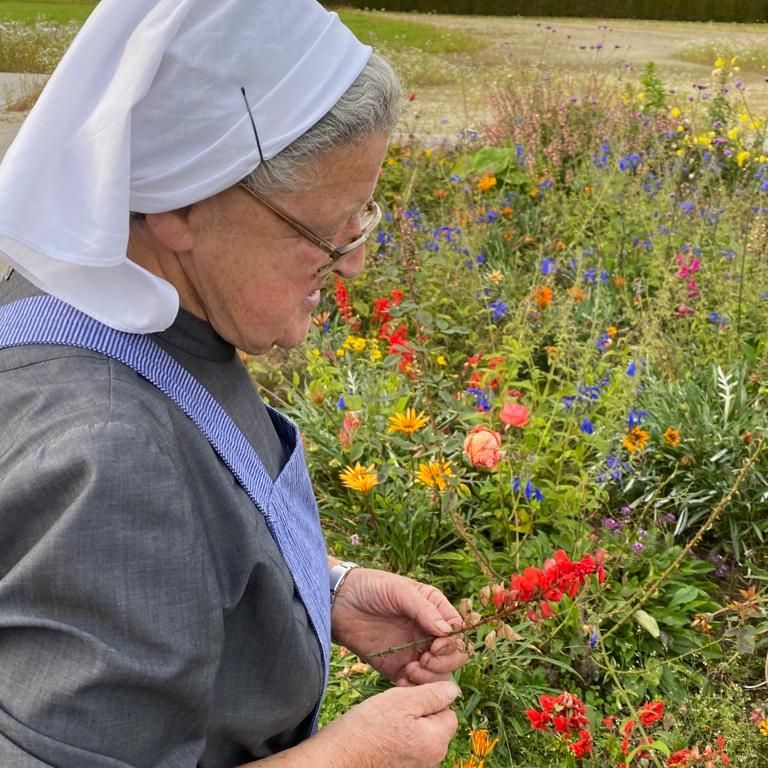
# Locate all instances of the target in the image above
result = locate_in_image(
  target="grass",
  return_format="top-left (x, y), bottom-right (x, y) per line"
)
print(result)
top-left (336, 8), bottom-right (478, 55)
top-left (0, 1), bottom-right (96, 24)
top-left (678, 41), bottom-right (768, 73)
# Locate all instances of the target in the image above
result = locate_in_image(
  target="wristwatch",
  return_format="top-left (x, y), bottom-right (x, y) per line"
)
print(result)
top-left (329, 560), bottom-right (359, 606)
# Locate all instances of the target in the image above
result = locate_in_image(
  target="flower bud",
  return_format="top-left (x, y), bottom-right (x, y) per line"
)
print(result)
top-left (478, 585), bottom-right (492, 608)
top-left (484, 630), bottom-right (497, 650)
top-left (458, 597), bottom-right (474, 619)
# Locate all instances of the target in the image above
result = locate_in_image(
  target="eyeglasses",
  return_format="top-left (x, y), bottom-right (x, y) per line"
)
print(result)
top-left (240, 88), bottom-right (382, 279)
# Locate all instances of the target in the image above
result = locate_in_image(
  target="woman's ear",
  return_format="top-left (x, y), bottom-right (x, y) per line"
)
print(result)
top-left (143, 207), bottom-right (195, 252)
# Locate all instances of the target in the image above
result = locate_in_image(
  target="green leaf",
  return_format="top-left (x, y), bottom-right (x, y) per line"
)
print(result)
top-left (633, 609), bottom-right (660, 638)
top-left (668, 585), bottom-right (699, 607)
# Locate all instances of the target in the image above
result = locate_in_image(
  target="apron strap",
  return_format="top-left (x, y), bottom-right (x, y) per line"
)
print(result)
top-left (0, 294), bottom-right (330, 732)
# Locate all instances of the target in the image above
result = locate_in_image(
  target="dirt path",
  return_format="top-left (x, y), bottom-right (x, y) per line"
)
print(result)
top-left (388, 14), bottom-right (768, 137)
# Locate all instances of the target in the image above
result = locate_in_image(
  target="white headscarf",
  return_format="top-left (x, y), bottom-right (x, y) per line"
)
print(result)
top-left (0, 0), bottom-right (371, 332)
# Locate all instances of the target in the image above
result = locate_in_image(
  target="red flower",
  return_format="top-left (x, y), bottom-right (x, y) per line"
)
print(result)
top-left (334, 275), bottom-right (353, 322)
top-left (638, 700), bottom-right (664, 726)
top-left (500, 401), bottom-right (530, 427)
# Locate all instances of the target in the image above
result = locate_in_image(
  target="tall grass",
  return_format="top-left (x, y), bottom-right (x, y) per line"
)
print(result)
top-left (0, 1), bottom-right (95, 24)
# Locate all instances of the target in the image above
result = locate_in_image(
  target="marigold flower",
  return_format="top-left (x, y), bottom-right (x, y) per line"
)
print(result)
top-left (388, 408), bottom-right (429, 435)
top-left (622, 426), bottom-right (649, 453)
top-left (477, 174), bottom-right (497, 192)
top-left (500, 401), bottom-right (530, 427)
top-left (663, 427), bottom-right (681, 446)
top-left (339, 463), bottom-right (378, 493)
top-left (532, 285), bottom-right (553, 309)
top-left (470, 729), bottom-right (499, 758)
top-left (463, 425), bottom-right (504, 470)
top-left (415, 460), bottom-right (454, 492)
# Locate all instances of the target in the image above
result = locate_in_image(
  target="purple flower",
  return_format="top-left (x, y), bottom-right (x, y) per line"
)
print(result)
top-left (631, 541), bottom-right (645, 553)
top-left (603, 517), bottom-right (622, 531)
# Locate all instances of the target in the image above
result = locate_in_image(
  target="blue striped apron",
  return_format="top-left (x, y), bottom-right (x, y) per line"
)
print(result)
top-left (0, 294), bottom-right (331, 735)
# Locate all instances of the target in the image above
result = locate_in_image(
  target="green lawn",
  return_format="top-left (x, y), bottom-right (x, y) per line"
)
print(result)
top-left (0, 1), bottom-right (96, 24)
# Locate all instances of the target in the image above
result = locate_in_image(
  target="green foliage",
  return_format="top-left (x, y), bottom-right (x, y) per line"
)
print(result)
top-left (328, 0), bottom-right (768, 23)
top-left (0, 1), bottom-right (95, 24)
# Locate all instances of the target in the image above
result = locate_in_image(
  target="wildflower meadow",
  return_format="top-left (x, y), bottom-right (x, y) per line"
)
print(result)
top-left (254, 45), bottom-right (768, 768)
top-left (3, 4), bottom-right (768, 766)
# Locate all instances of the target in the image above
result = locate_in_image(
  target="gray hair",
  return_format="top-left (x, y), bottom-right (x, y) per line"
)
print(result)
top-left (243, 52), bottom-right (401, 194)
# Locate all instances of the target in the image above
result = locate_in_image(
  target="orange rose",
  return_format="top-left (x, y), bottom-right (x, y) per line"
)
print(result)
top-left (500, 401), bottom-right (530, 427)
top-left (463, 425), bottom-right (504, 470)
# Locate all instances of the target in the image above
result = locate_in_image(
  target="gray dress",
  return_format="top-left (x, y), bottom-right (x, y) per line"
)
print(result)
top-left (0, 274), bottom-right (324, 768)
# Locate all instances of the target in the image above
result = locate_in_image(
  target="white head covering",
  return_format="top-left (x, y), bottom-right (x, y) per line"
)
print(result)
top-left (0, 0), bottom-right (371, 332)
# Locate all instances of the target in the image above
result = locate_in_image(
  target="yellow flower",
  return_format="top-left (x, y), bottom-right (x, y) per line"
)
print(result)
top-left (470, 729), bottom-right (499, 758)
top-left (388, 408), bottom-right (429, 435)
top-left (622, 426), bottom-right (649, 454)
top-left (477, 174), bottom-right (497, 192)
top-left (670, 106), bottom-right (681, 118)
top-left (714, 56), bottom-right (725, 68)
top-left (606, 326), bottom-right (617, 338)
top-left (415, 460), bottom-right (454, 492)
top-left (663, 427), bottom-right (681, 446)
top-left (760, 719), bottom-right (768, 736)
top-left (435, 354), bottom-right (447, 366)
top-left (343, 335), bottom-right (367, 353)
top-left (339, 463), bottom-right (378, 493)
top-left (727, 126), bottom-right (739, 140)
top-left (453, 758), bottom-right (484, 768)
top-left (736, 150), bottom-right (751, 167)
top-left (488, 269), bottom-right (504, 284)
top-left (423, 148), bottom-right (432, 158)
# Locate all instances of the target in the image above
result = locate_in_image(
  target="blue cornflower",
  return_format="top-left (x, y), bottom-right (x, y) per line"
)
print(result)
top-left (336, 396), bottom-right (346, 410)
top-left (627, 360), bottom-right (637, 377)
top-left (562, 395), bottom-right (576, 410)
top-left (476, 251), bottom-right (486, 265)
top-left (680, 200), bottom-right (695, 215)
top-left (541, 258), bottom-right (557, 275)
top-left (580, 417), bottom-right (594, 434)
top-left (627, 409), bottom-right (648, 427)
top-left (466, 387), bottom-right (491, 412)
top-left (584, 268), bottom-right (598, 285)
top-left (709, 311), bottom-right (727, 326)
top-left (588, 627), bottom-right (599, 650)
top-left (515, 144), bottom-right (526, 165)
top-left (596, 333), bottom-right (611, 352)
top-left (449, 173), bottom-right (461, 183)
top-left (489, 299), bottom-right (508, 321)
top-left (524, 480), bottom-right (544, 501)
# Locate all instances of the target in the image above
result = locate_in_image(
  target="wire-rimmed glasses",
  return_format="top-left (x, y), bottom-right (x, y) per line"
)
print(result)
top-left (239, 88), bottom-right (382, 278)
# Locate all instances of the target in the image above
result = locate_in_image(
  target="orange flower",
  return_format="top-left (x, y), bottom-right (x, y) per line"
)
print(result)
top-left (567, 286), bottom-right (586, 302)
top-left (663, 427), bottom-right (681, 446)
top-left (470, 728), bottom-right (499, 758)
top-left (477, 174), bottom-right (497, 192)
top-left (415, 460), bottom-right (454, 492)
top-left (500, 401), bottom-right (530, 427)
top-left (622, 426), bottom-right (649, 453)
top-left (532, 285), bottom-right (553, 309)
top-left (463, 425), bottom-right (504, 470)
top-left (433, 188), bottom-right (448, 200)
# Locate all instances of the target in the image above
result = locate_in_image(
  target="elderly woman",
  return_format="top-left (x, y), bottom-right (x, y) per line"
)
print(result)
top-left (0, 1), bottom-right (467, 766)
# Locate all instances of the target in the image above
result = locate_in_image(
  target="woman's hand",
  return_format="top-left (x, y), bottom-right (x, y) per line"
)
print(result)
top-left (242, 681), bottom-right (461, 768)
top-left (330, 568), bottom-right (469, 686)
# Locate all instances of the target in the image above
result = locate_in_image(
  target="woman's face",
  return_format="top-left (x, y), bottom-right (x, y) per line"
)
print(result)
top-left (176, 132), bottom-right (389, 354)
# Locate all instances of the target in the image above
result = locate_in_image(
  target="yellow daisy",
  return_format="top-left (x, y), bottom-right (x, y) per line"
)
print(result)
top-left (663, 427), bottom-right (681, 446)
top-left (387, 408), bottom-right (429, 435)
top-left (415, 460), bottom-right (454, 492)
top-left (339, 463), bottom-right (378, 493)
top-left (622, 426), bottom-right (649, 454)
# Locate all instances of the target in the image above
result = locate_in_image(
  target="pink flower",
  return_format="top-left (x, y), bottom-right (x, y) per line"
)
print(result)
top-left (463, 425), bottom-right (504, 469)
top-left (500, 401), bottom-right (530, 427)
